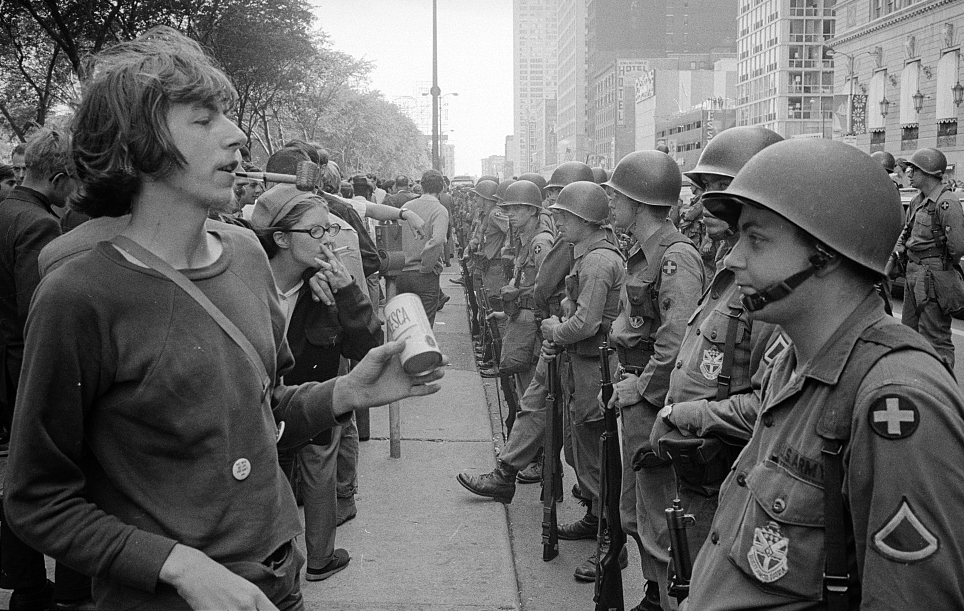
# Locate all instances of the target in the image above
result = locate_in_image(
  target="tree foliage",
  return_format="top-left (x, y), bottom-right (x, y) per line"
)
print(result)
top-left (0, 0), bottom-right (428, 178)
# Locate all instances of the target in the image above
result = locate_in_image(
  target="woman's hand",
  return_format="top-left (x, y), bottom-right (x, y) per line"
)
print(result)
top-left (315, 243), bottom-right (354, 291)
top-left (332, 340), bottom-right (446, 414)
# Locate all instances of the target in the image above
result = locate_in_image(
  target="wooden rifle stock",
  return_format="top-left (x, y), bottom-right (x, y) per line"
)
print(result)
top-left (594, 338), bottom-right (625, 611)
top-left (666, 498), bottom-right (696, 604)
top-left (541, 353), bottom-right (562, 561)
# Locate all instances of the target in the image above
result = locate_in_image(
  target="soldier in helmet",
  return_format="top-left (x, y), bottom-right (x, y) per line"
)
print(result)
top-left (647, 127), bottom-right (790, 601)
top-left (456, 164), bottom-right (601, 502)
top-left (542, 181), bottom-right (626, 580)
top-left (871, 151), bottom-right (900, 189)
top-left (686, 138), bottom-right (964, 610)
top-left (891, 147), bottom-right (964, 367)
top-left (603, 150), bottom-right (705, 607)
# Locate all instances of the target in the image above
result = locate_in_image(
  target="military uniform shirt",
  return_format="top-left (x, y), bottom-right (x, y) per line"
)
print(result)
top-left (688, 292), bottom-right (964, 610)
top-left (899, 183), bottom-right (964, 258)
top-left (481, 207), bottom-right (509, 261)
top-left (509, 223), bottom-right (554, 303)
top-left (609, 220), bottom-right (704, 406)
top-left (666, 267), bottom-right (789, 441)
top-left (550, 230), bottom-right (624, 346)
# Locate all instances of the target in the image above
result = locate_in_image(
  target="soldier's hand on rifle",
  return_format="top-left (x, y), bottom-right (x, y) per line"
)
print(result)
top-left (613, 373), bottom-right (642, 407)
top-left (540, 315), bottom-right (562, 338)
top-left (486, 311), bottom-right (507, 321)
top-left (540, 340), bottom-right (563, 360)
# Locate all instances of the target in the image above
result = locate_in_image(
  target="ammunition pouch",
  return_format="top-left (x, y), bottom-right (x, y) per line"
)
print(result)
top-left (657, 430), bottom-right (746, 496)
top-left (929, 265), bottom-right (964, 316)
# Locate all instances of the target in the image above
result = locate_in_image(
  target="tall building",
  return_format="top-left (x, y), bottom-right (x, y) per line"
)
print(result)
top-left (513, 0), bottom-right (559, 173)
top-left (585, 0), bottom-right (739, 163)
top-left (482, 155), bottom-right (507, 179)
top-left (736, 0), bottom-right (837, 137)
top-left (556, 0), bottom-right (588, 163)
top-left (830, 0), bottom-right (964, 177)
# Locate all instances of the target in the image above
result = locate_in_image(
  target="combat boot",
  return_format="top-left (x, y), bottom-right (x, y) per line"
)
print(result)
top-left (572, 533), bottom-right (629, 582)
top-left (456, 461), bottom-right (518, 504)
top-left (557, 507), bottom-right (599, 540)
top-left (516, 449), bottom-right (543, 484)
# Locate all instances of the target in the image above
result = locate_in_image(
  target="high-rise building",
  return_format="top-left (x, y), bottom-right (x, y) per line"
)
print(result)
top-left (556, 0), bottom-right (588, 163)
top-left (830, 0), bottom-right (964, 176)
top-left (736, 0), bottom-right (837, 137)
top-left (481, 155), bottom-right (507, 179)
top-left (584, 0), bottom-right (738, 164)
top-left (394, 81), bottom-right (455, 137)
top-left (513, 0), bottom-right (559, 173)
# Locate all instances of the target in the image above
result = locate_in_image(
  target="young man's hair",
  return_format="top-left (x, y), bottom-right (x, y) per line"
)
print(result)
top-left (24, 128), bottom-right (73, 181)
top-left (11, 143), bottom-right (26, 158)
top-left (265, 147), bottom-right (309, 176)
top-left (282, 140), bottom-right (319, 165)
top-left (0, 165), bottom-right (13, 181)
top-left (70, 26), bottom-right (238, 217)
top-left (420, 170), bottom-right (444, 195)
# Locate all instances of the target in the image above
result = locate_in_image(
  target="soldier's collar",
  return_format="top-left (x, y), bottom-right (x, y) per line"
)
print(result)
top-left (639, 219), bottom-right (679, 263)
top-left (572, 229), bottom-right (610, 259)
top-left (797, 289), bottom-right (887, 385)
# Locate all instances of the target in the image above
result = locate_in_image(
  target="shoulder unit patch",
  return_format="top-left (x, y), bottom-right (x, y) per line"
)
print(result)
top-left (872, 497), bottom-right (939, 563)
top-left (868, 396), bottom-right (919, 440)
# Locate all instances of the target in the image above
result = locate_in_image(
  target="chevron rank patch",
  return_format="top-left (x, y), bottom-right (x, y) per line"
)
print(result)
top-left (763, 332), bottom-right (790, 365)
top-left (872, 497), bottom-right (939, 563)
top-left (869, 396), bottom-right (918, 440)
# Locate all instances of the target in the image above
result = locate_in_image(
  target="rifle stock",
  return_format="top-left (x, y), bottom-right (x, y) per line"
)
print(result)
top-left (541, 353), bottom-right (562, 561)
top-left (666, 498), bottom-right (696, 604)
top-left (594, 338), bottom-right (625, 611)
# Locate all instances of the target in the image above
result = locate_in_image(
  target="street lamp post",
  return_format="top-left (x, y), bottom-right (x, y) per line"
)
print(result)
top-left (424, 91), bottom-right (458, 173)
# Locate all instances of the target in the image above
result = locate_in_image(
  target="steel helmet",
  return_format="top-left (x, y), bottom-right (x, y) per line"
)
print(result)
top-left (548, 181), bottom-right (610, 224)
top-left (499, 180), bottom-right (543, 208)
top-left (517, 172), bottom-right (548, 195)
top-left (547, 161), bottom-right (595, 189)
top-left (495, 179), bottom-right (516, 202)
top-left (684, 126), bottom-right (784, 189)
top-left (591, 167), bottom-right (610, 184)
top-left (655, 144), bottom-right (670, 154)
top-left (603, 150), bottom-right (681, 208)
top-left (478, 174), bottom-right (499, 184)
top-left (702, 139), bottom-right (902, 276)
top-left (907, 147), bottom-right (947, 176)
top-left (471, 179), bottom-right (499, 202)
top-left (871, 151), bottom-right (897, 173)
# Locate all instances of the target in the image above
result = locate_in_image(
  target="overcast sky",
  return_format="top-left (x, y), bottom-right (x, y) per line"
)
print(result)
top-left (311, 0), bottom-right (513, 176)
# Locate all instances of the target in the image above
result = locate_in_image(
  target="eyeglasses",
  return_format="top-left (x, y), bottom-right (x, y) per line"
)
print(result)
top-left (276, 223), bottom-right (341, 239)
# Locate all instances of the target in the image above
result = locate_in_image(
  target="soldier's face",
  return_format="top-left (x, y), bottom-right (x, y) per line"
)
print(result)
top-left (725, 205), bottom-right (815, 324)
top-left (608, 190), bottom-right (637, 231)
top-left (545, 187), bottom-right (561, 206)
top-left (504, 204), bottom-right (536, 227)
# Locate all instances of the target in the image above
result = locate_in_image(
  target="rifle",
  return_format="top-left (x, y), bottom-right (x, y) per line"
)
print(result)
top-left (594, 336), bottom-right (625, 611)
top-left (458, 254), bottom-right (481, 338)
top-left (541, 352), bottom-right (562, 561)
top-left (666, 498), bottom-right (696, 604)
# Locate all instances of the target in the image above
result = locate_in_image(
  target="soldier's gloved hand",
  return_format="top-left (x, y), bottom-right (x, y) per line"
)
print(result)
top-left (613, 373), bottom-right (642, 408)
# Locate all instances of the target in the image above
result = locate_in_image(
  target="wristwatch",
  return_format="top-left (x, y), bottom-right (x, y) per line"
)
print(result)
top-left (659, 404), bottom-right (674, 423)
top-left (398, 208), bottom-right (407, 221)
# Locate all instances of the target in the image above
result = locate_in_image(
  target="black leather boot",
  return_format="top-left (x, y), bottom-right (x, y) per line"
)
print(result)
top-left (456, 461), bottom-right (518, 503)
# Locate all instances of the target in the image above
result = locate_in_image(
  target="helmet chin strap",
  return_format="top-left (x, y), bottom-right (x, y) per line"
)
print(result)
top-left (742, 244), bottom-right (835, 312)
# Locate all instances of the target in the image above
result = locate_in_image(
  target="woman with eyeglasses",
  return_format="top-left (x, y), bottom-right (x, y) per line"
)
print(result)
top-left (251, 183), bottom-right (382, 583)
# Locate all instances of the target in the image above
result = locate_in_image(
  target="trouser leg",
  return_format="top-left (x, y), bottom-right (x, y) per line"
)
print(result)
top-left (0, 485), bottom-right (47, 591)
top-left (619, 402), bottom-right (648, 549)
top-left (297, 438), bottom-right (339, 569)
top-left (498, 356), bottom-right (548, 470)
top-left (566, 355), bottom-right (605, 516)
top-left (337, 414), bottom-right (359, 501)
top-left (919, 298), bottom-right (955, 367)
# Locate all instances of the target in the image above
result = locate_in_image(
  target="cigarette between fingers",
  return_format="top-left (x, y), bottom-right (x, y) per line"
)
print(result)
top-left (330, 246), bottom-right (350, 253)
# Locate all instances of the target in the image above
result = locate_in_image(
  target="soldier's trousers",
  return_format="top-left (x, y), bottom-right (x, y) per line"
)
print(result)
top-left (903, 261), bottom-right (955, 367)
top-left (563, 353), bottom-right (606, 516)
top-left (620, 398), bottom-right (677, 610)
top-left (498, 354), bottom-right (553, 470)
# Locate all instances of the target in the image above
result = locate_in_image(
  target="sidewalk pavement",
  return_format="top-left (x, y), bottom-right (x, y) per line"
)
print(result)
top-left (303, 267), bottom-right (646, 610)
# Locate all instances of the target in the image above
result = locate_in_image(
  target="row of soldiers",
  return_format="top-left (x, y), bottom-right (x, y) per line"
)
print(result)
top-left (454, 128), bottom-right (964, 610)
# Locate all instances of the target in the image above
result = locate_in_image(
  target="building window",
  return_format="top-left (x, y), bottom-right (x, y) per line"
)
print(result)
top-left (870, 129), bottom-right (886, 153)
top-left (901, 125), bottom-right (919, 150)
top-left (938, 121), bottom-right (958, 148)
